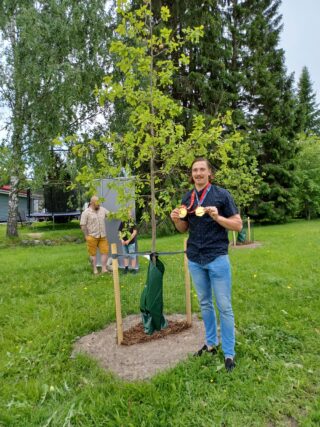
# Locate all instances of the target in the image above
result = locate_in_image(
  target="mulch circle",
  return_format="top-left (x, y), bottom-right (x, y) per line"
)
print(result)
top-left (122, 320), bottom-right (191, 346)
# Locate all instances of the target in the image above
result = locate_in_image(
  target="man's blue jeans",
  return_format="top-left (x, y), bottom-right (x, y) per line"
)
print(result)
top-left (188, 255), bottom-right (235, 358)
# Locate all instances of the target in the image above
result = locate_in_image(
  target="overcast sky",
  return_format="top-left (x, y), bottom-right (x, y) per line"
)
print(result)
top-left (279, 0), bottom-right (320, 103)
top-left (1, 1), bottom-right (320, 141)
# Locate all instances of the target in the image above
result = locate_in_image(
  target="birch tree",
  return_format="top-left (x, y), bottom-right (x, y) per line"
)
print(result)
top-left (0, 0), bottom-right (112, 236)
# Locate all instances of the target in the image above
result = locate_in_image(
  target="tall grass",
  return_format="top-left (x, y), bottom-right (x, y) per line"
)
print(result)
top-left (0, 220), bottom-right (319, 426)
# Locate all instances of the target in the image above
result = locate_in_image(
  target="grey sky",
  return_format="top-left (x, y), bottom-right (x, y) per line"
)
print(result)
top-left (279, 0), bottom-right (320, 102)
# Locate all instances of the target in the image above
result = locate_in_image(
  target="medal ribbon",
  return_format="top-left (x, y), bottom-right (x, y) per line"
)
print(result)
top-left (187, 182), bottom-right (211, 214)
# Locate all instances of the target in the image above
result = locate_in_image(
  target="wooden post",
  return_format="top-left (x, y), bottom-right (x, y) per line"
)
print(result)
top-left (111, 243), bottom-right (123, 345)
top-left (247, 216), bottom-right (251, 243)
top-left (232, 231), bottom-right (236, 246)
top-left (184, 239), bottom-right (192, 326)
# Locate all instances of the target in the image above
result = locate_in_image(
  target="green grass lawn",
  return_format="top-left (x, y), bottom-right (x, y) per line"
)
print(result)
top-left (0, 220), bottom-right (83, 246)
top-left (0, 220), bottom-right (319, 426)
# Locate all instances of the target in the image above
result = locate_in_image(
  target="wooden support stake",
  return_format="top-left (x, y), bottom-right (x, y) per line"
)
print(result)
top-left (111, 243), bottom-right (123, 345)
top-left (232, 231), bottom-right (236, 246)
top-left (184, 238), bottom-right (192, 326)
top-left (247, 216), bottom-right (251, 243)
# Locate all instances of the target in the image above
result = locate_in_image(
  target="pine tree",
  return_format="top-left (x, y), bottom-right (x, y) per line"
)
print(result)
top-left (236, 0), bottom-right (298, 223)
top-left (295, 66), bottom-right (320, 135)
top-left (129, 0), bottom-right (299, 223)
top-left (130, 0), bottom-right (248, 200)
top-left (160, 0), bottom-right (299, 222)
top-left (138, 1), bottom-right (238, 125)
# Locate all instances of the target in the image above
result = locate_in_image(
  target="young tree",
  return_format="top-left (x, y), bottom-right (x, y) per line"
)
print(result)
top-left (0, 0), bottom-right (112, 236)
top-left (295, 66), bottom-right (320, 136)
top-left (72, 0), bottom-right (259, 252)
top-left (73, 0), bottom-right (203, 252)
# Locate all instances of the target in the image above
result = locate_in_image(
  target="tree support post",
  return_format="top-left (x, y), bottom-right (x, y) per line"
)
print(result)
top-left (184, 239), bottom-right (192, 326)
top-left (247, 216), bottom-right (251, 242)
top-left (232, 231), bottom-right (236, 246)
top-left (111, 243), bottom-right (123, 345)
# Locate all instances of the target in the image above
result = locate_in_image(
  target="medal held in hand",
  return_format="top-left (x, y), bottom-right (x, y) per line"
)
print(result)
top-left (194, 183), bottom-right (211, 217)
top-left (195, 206), bottom-right (205, 217)
top-left (178, 205), bottom-right (188, 218)
top-left (177, 192), bottom-right (196, 218)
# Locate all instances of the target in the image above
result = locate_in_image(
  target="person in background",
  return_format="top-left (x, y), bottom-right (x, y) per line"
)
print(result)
top-left (118, 211), bottom-right (138, 274)
top-left (80, 195), bottom-right (109, 275)
top-left (170, 158), bottom-right (242, 372)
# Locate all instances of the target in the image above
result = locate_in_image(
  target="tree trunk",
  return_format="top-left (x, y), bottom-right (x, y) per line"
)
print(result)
top-left (150, 153), bottom-right (157, 254)
top-left (6, 120), bottom-right (24, 238)
top-left (230, 0), bottom-right (239, 111)
top-left (149, 1), bottom-right (157, 256)
top-left (6, 16), bottom-right (23, 238)
top-left (307, 206), bottom-right (311, 221)
top-left (6, 175), bottom-right (20, 237)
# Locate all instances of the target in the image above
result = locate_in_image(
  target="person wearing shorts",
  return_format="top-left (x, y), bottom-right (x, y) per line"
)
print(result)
top-left (80, 195), bottom-right (109, 274)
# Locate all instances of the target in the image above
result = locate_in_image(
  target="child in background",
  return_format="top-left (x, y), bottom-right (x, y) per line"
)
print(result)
top-left (118, 212), bottom-right (138, 274)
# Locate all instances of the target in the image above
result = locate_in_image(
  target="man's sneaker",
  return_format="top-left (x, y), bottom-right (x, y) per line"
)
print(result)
top-left (194, 344), bottom-right (218, 357)
top-left (225, 357), bottom-right (236, 372)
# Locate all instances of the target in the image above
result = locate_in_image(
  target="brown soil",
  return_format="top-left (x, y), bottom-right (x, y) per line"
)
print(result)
top-left (72, 314), bottom-right (205, 381)
top-left (122, 319), bottom-right (191, 345)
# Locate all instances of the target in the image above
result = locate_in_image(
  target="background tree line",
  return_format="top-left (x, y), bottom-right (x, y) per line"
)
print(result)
top-left (142, 0), bottom-right (320, 223)
top-left (1, 0), bottom-right (320, 238)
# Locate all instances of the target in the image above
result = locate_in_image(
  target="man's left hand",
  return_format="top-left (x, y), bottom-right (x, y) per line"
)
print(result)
top-left (205, 206), bottom-right (219, 220)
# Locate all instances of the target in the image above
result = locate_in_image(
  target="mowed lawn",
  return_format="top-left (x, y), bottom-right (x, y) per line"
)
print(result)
top-left (0, 220), bottom-right (319, 426)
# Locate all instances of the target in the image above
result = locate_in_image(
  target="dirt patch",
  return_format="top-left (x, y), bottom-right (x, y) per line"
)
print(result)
top-left (26, 232), bottom-right (43, 238)
top-left (72, 314), bottom-right (205, 381)
top-left (230, 241), bottom-right (262, 249)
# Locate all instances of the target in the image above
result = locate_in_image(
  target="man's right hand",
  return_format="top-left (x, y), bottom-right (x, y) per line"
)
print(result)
top-left (170, 208), bottom-right (181, 223)
top-left (170, 208), bottom-right (189, 233)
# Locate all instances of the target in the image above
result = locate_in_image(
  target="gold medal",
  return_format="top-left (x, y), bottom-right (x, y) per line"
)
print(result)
top-left (178, 206), bottom-right (188, 218)
top-left (195, 206), bottom-right (205, 217)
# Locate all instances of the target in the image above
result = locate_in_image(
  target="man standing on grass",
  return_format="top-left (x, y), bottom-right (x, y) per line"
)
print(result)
top-left (80, 195), bottom-right (110, 275)
top-left (170, 158), bottom-right (242, 372)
